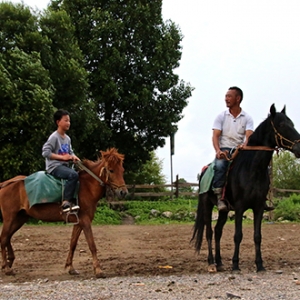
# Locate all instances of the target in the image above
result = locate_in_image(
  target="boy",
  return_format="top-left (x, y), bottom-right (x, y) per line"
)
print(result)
top-left (42, 109), bottom-right (80, 212)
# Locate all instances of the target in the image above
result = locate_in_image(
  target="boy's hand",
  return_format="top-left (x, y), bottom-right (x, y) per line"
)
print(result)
top-left (71, 155), bottom-right (80, 163)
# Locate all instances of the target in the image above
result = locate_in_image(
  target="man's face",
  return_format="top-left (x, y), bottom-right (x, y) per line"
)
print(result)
top-left (225, 89), bottom-right (240, 108)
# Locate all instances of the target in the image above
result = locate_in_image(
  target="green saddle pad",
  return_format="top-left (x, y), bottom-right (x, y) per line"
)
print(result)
top-left (199, 162), bottom-right (215, 194)
top-left (24, 171), bottom-right (78, 208)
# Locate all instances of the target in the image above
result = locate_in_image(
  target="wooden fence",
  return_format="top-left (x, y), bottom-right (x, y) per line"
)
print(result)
top-left (123, 176), bottom-right (300, 200)
top-left (125, 175), bottom-right (198, 199)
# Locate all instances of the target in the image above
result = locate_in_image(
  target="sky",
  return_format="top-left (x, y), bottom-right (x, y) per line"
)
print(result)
top-left (8, 0), bottom-right (300, 183)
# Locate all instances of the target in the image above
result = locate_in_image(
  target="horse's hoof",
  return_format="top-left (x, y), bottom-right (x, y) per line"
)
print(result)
top-left (208, 264), bottom-right (217, 273)
top-left (5, 268), bottom-right (16, 276)
top-left (217, 265), bottom-right (225, 272)
top-left (231, 268), bottom-right (241, 273)
top-left (69, 269), bottom-right (80, 275)
top-left (95, 272), bottom-right (106, 278)
top-left (257, 267), bottom-right (266, 272)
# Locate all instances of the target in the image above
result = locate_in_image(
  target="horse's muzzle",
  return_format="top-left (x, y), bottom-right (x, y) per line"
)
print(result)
top-left (292, 143), bottom-right (300, 158)
top-left (115, 187), bottom-right (128, 199)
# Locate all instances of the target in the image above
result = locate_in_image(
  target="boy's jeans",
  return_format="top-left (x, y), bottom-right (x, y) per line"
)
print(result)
top-left (51, 165), bottom-right (79, 201)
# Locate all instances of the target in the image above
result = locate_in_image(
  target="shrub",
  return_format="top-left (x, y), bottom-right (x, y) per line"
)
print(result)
top-left (274, 194), bottom-right (300, 221)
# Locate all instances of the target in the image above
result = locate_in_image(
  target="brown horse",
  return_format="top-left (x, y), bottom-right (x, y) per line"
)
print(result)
top-left (0, 148), bottom-right (128, 277)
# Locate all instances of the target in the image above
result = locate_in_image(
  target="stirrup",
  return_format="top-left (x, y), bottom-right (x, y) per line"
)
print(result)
top-left (64, 210), bottom-right (79, 225)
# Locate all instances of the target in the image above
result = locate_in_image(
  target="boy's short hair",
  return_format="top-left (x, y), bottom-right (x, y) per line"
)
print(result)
top-left (53, 109), bottom-right (69, 126)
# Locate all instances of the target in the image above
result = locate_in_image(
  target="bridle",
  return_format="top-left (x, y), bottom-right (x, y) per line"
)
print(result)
top-left (271, 120), bottom-right (300, 150)
top-left (77, 160), bottom-right (126, 189)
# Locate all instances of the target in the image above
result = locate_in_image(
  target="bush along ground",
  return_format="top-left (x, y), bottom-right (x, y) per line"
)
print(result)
top-left (17, 194), bottom-right (300, 226)
top-left (93, 194), bottom-right (300, 225)
top-left (93, 198), bottom-right (198, 225)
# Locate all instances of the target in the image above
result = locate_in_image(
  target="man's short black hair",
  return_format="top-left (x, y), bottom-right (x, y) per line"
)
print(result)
top-left (229, 86), bottom-right (243, 102)
top-left (53, 109), bottom-right (69, 126)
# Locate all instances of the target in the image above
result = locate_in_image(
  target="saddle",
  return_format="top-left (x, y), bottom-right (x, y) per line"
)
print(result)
top-left (24, 171), bottom-right (79, 208)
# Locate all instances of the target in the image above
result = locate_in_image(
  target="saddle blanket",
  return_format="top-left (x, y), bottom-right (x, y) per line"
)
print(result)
top-left (24, 171), bottom-right (78, 208)
top-left (199, 162), bottom-right (214, 194)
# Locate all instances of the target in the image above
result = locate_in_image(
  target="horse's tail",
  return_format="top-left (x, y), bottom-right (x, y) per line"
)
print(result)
top-left (190, 192), bottom-right (206, 253)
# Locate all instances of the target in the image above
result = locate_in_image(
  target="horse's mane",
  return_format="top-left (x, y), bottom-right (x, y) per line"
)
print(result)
top-left (247, 114), bottom-right (272, 147)
top-left (81, 148), bottom-right (124, 168)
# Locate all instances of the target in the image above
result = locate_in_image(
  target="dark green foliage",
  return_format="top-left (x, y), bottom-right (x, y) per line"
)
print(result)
top-left (274, 194), bottom-right (300, 221)
top-left (0, 3), bottom-right (54, 178)
top-left (0, 2), bottom-right (91, 179)
top-left (122, 198), bottom-right (197, 224)
top-left (51, 0), bottom-right (194, 171)
top-left (272, 151), bottom-right (300, 190)
top-left (0, 1), bottom-right (193, 182)
top-left (92, 203), bottom-right (122, 225)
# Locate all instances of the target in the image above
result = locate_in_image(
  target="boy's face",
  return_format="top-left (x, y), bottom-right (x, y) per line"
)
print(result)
top-left (57, 115), bottom-right (70, 131)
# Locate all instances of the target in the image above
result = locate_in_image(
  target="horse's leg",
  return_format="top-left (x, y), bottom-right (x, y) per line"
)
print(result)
top-left (65, 224), bottom-right (82, 275)
top-left (204, 198), bottom-right (216, 272)
top-left (214, 211), bottom-right (228, 271)
top-left (232, 210), bottom-right (244, 271)
top-left (1, 212), bottom-right (28, 275)
top-left (205, 207), bottom-right (214, 272)
top-left (253, 207), bottom-right (265, 272)
top-left (81, 221), bottom-right (103, 278)
top-left (1, 224), bottom-right (15, 275)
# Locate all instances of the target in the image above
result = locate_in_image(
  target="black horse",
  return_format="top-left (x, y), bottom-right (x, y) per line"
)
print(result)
top-left (191, 104), bottom-right (300, 273)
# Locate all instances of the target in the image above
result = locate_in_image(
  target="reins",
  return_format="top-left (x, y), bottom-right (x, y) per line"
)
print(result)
top-left (220, 145), bottom-right (277, 161)
top-left (76, 160), bottom-right (126, 189)
top-left (77, 161), bottom-right (105, 186)
top-left (221, 119), bottom-right (300, 161)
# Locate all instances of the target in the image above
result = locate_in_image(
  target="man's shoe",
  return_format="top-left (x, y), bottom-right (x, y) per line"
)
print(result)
top-left (217, 200), bottom-right (228, 212)
top-left (61, 200), bottom-right (72, 213)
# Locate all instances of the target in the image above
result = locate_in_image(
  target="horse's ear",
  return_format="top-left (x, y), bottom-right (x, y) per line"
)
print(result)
top-left (281, 105), bottom-right (286, 115)
top-left (270, 104), bottom-right (276, 117)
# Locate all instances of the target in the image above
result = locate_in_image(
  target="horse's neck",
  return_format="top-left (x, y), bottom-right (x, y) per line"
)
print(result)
top-left (79, 163), bottom-right (106, 200)
top-left (248, 150), bottom-right (273, 174)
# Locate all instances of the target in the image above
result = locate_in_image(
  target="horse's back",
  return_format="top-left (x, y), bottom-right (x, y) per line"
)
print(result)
top-left (0, 175), bottom-right (26, 188)
top-left (0, 175), bottom-right (28, 212)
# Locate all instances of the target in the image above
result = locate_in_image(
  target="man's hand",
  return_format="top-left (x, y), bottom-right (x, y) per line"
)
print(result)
top-left (216, 149), bottom-right (226, 159)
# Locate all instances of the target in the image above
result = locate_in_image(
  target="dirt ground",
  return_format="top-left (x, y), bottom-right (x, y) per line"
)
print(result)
top-left (1, 222), bottom-right (300, 284)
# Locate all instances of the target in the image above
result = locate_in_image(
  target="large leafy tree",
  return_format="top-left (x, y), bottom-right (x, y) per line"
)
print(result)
top-left (0, 3), bottom-right (54, 179)
top-left (0, 3), bottom-right (92, 180)
top-left (39, 9), bottom-right (98, 154)
top-left (50, 0), bottom-right (194, 171)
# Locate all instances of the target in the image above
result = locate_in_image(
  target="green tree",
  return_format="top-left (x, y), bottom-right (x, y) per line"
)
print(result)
top-left (0, 3), bottom-right (54, 179)
top-left (39, 9), bottom-right (99, 156)
top-left (126, 151), bottom-right (166, 184)
top-left (272, 151), bottom-right (300, 190)
top-left (176, 177), bottom-right (196, 199)
top-left (126, 151), bottom-right (167, 199)
top-left (0, 3), bottom-right (93, 179)
top-left (51, 0), bottom-right (194, 170)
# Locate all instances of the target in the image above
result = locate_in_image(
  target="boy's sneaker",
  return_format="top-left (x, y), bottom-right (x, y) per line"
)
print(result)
top-left (70, 204), bottom-right (80, 211)
top-left (61, 200), bottom-right (72, 213)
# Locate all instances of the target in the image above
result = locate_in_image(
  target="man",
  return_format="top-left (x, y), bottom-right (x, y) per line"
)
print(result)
top-left (212, 86), bottom-right (253, 211)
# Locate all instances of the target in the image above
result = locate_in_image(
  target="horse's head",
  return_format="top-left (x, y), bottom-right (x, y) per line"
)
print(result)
top-left (270, 104), bottom-right (300, 158)
top-left (99, 148), bottom-right (128, 199)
